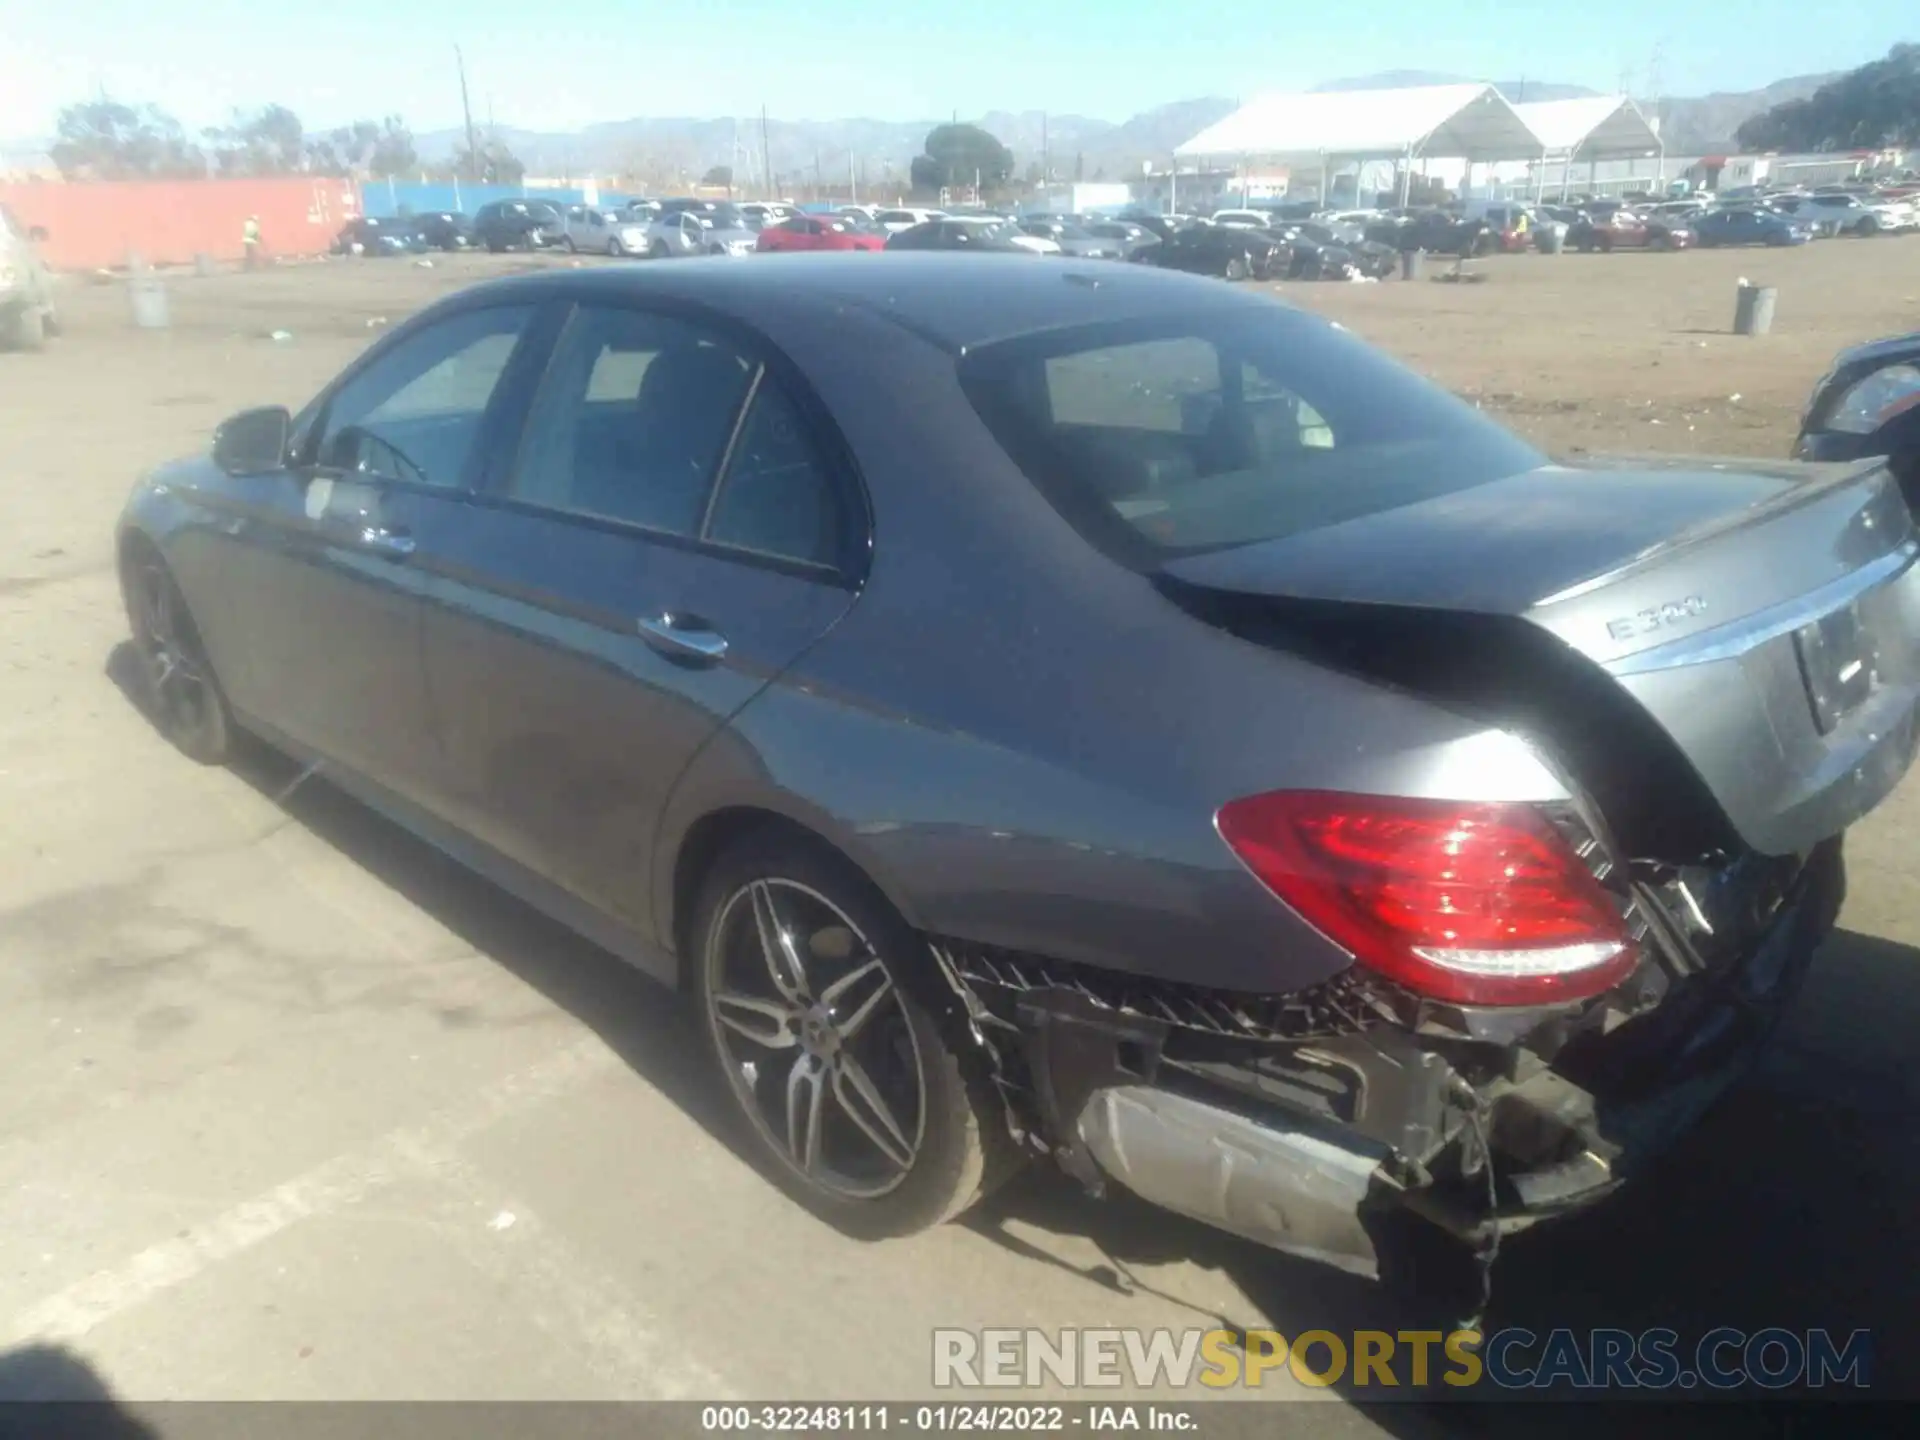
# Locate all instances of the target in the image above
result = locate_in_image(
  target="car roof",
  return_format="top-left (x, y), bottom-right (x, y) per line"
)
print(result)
top-left (436, 252), bottom-right (1268, 353)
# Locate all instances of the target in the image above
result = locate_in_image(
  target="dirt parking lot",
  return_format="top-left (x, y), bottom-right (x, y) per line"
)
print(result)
top-left (1, 244), bottom-right (1917, 1422)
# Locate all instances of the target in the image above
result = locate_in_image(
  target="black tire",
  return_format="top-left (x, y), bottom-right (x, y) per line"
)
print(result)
top-left (122, 546), bottom-right (232, 764)
top-left (690, 831), bottom-right (1012, 1240)
top-left (2, 305), bottom-right (46, 351)
top-left (486, 238), bottom-right (504, 254)
top-left (650, 239), bottom-right (670, 260)
top-left (562, 235), bottom-right (577, 253)
top-left (1858, 218), bottom-right (1880, 236)
top-left (1223, 255), bottom-right (1250, 281)
top-left (607, 238), bottom-right (623, 257)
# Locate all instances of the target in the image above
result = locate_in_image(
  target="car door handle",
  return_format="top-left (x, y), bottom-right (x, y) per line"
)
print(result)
top-left (637, 613), bottom-right (729, 662)
top-left (356, 525), bottom-right (416, 561)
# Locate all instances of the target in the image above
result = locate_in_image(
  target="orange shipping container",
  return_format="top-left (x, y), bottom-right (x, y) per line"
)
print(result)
top-left (0, 177), bottom-right (361, 271)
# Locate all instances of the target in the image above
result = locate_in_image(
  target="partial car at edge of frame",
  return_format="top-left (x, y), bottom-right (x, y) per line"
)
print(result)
top-left (116, 255), bottom-right (1920, 1300)
top-left (1796, 330), bottom-right (1920, 507)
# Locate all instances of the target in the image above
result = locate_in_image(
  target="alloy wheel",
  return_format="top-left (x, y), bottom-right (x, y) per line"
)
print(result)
top-left (130, 562), bottom-right (216, 744)
top-left (704, 878), bottom-right (927, 1199)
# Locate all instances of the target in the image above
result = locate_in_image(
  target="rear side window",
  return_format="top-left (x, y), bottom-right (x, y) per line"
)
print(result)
top-left (508, 304), bottom-right (854, 569)
top-left (509, 307), bottom-right (755, 534)
top-left (699, 382), bottom-right (844, 567)
top-left (959, 309), bottom-right (1542, 565)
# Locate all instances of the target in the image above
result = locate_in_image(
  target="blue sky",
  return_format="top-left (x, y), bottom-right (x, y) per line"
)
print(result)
top-left (0, 1), bottom-right (1909, 139)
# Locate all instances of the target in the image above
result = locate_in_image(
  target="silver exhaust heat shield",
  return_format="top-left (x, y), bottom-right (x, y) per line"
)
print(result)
top-left (1076, 1085), bottom-right (1388, 1278)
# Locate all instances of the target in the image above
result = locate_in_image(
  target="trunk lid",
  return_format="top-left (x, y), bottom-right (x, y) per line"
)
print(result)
top-left (1161, 458), bottom-right (1920, 857)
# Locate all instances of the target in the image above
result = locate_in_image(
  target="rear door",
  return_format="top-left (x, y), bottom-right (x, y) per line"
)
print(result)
top-left (415, 298), bottom-right (865, 938)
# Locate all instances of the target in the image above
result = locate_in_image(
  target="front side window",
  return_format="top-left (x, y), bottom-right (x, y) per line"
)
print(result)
top-left (960, 310), bottom-right (1541, 565)
top-left (311, 305), bottom-right (534, 487)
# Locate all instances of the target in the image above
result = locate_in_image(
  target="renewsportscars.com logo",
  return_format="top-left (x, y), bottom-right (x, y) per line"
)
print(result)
top-left (932, 1327), bottom-right (1873, 1391)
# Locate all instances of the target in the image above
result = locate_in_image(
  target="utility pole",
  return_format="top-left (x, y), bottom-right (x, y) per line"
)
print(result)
top-left (760, 105), bottom-right (774, 200)
top-left (1041, 111), bottom-right (1049, 187)
top-left (455, 44), bottom-right (478, 176)
top-left (849, 151), bottom-right (857, 202)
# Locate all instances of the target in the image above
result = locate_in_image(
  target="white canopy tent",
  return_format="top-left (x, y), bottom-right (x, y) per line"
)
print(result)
top-left (1509, 97), bottom-right (1664, 200)
top-left (1173, 84), bottom-right (1545, 205)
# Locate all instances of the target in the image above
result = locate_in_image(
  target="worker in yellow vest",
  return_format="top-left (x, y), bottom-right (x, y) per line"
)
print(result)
top-left (242, 215), bottom-right (262, 270)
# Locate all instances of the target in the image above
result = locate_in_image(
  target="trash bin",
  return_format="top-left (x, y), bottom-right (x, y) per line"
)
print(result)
top-left (129, 279), bottom-right (170, 330)
top-left (1401, 249), bottom-right (1427, 281)
top-left (1536, 226), bottom-right (1564, 255)
top-left (1734, 282), bottom-right (1777, 336)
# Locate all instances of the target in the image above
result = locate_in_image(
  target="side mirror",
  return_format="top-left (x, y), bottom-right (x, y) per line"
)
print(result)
top-left (27, 225), bottom-right (48, 243)
top-left (211, 406), bottom-right (292, 476)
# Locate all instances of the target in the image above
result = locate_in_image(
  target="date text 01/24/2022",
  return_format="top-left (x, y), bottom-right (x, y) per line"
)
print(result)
top-left (700, 1405), bottom-right (1199, 1431)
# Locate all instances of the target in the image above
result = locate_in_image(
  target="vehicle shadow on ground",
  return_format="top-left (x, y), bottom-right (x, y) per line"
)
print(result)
top-left (107, 645), bottom-right (1920, 1427)
top-left (0, 1343), bottom-right (160, 1438)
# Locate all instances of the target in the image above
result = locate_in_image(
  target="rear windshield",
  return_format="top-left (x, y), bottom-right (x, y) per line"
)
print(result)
top-left (958, 308), bottom-right (1542, 566)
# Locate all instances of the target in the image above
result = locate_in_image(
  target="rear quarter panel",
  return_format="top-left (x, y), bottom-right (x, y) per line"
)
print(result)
top-left (654, 297), bottom-right (1572, 994)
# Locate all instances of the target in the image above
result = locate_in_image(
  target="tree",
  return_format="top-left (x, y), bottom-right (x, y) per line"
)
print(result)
top-left (49, 99), bottom-right (204, 179)
top-left (701, 164), bottom-right (733, 187)
top-left (368, 117), bottom-right (418, 179)
top-left (205, 104), bottom-right (305, 175)
top-left (910, 123), bottom-right (1014, 194)
top-left (451, 135), bottom-right (525, 184)
top-left (1737, 43), bottom-right (1920, 151)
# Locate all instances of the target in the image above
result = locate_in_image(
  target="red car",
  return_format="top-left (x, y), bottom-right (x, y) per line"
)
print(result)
top-left (755, 214), bottom-right (886, 253)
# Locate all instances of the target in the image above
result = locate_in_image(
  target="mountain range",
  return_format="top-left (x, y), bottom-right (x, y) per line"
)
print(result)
top-left (399, 68), bottom-right (1842, 184)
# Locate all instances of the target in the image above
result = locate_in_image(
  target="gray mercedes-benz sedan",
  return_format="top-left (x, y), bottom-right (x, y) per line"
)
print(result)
top-left (117, 254), bottom-right (1920, 1291)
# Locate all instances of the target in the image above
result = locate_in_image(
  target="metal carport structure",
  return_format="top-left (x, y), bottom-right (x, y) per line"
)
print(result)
top-left (1510, 97), bottom-right (1664, 200)
top-left (1173, 84), bottom-right (1545, 205)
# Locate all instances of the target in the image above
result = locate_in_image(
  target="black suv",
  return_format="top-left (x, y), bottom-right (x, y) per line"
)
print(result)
top-left (470, 200), bottom-right (564, 252)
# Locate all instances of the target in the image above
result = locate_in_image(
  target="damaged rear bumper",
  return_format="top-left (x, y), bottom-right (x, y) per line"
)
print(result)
top-left (934, 838), bottom-right (1845, 1281)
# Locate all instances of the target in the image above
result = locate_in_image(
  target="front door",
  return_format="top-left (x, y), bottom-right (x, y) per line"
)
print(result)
top-left (414, 300), bottom-right (864, 938)
top-left (225, 301), bottom-right (542, 804)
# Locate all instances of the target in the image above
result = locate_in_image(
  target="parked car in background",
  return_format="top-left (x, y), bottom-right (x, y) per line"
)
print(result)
top-left (621, 199), bottom-right (664, 223)
top-left (873, 207), bottom-right (946, 234)
top-left (756, 214), bottom-right (886, 253)
top-left (0, 202), bottom-right (56, 351)
top-left (1274, 223), bottom-right (1399, 279)
top-left (1803, 192), bottom-right (1905, 235)
top-left (738, 202), bottom-right (800, 231)
top-left (1761, 195), bottom-right (1838, 237)
top-left (121, 256), bottom-right (1920, 1299)
top-left (883, 218), bottom-right (1036, 254)
top-left (409, 212), bottom-right (473, 251)
top-left (331, 217), bottom-right (426, 257)
top-left (471, 200), bottom-right (565, 252)
top-left (1692, 207), bottom-right (1813, 248)
top-left (1145, 223), bottom-right (1287, 280)
top-left (1117, 212), bottom-right (1201, 244)
top-left (1211, 209), bottom-right (1274, 230)
top-left (1795, 330), bottom-right (1920, 506)
top-left (1457, 203), bottom-right (1541, 254)
top-left (560, 206), bottom-right (649, 256)
top-left (1566, 208), bottom-right (1693, 251)
top-left (645, 206), bottom-right (758, 259)
top-left (1084, 219), bottom-right (1162, 259)
top-left (1015, 219), bottom-right (1123, 259)
top-left (1649, 201), bottom-right (1707, 224)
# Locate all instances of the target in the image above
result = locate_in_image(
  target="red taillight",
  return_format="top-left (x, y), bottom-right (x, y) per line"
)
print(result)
top-left (1216, 791), bottom-right (1637, 1007)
